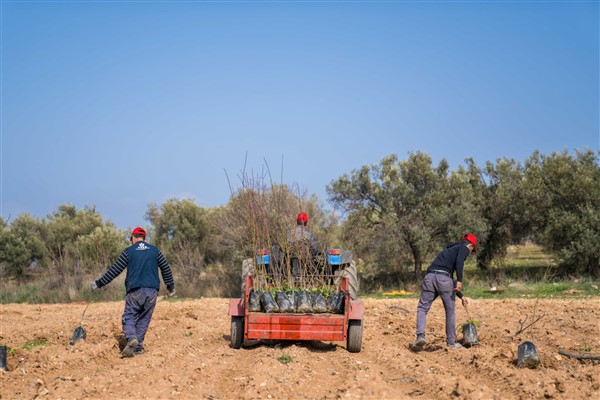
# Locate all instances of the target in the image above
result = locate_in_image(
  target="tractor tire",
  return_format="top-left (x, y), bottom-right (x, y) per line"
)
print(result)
top-left (347, 319), bottom-right (363, 353)
top-left (230, 316), bottom-right (244, 349)
top-left (335, 260), bottom-right (359, 300)
top-left (241, 258), bottom-right (254, 296)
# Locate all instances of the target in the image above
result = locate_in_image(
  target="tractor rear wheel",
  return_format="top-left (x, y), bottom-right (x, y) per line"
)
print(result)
top-left (241, 258), bottom-right (254, 296)
top-left (230, 316), bottom-right (244, 349)
top-left (335, 260), bottom-right (359, 300)
top-left (347, 319), bottom-right (363, 353)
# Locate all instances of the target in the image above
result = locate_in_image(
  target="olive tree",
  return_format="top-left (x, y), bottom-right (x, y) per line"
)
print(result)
top-left (76, 225), bottom-right (128, 273)
top-left (0, 218), bottom-right (32, 279)
top-left (146, 198), bottom-right (210, 282)
top-left (328, 152), bottom-right (483, 280)
top-left (463, 157), bottom-right (528, 269)
top-left (41, 204), bottom-right (107, 276)
top-left (523, 149), bottom-right (600, 276)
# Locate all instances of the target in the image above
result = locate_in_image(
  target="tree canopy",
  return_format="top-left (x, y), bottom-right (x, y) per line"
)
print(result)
top-left (2, 149), bottom-right (598, 298)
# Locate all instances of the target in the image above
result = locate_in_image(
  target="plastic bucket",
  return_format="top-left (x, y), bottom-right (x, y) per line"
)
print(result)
top-left (462, 323), bottom-right (478, 348)
top-left (517, 341), bottom-right (540, 368)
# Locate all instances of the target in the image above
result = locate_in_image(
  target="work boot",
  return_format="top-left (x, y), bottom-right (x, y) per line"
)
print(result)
top-left (447, 342), bottom-right (463, 349)
top-left (409, 336), bottom-right (426, 352)
top-left (133, 346), bottom-right (145, 356)
top-left (121, 338), bottom-right (139, 358)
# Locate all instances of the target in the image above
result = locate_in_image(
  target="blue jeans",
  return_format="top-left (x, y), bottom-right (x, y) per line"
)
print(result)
top-left (416, 273), bottom-right (457, 345)
top-left (122, 287), bottom-right (158, 350)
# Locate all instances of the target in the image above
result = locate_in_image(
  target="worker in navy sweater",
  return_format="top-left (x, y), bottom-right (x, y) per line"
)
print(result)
top-left (410, 234), bottom-right (477, 351)
top-left (91, 227), bottom-right (175, 357)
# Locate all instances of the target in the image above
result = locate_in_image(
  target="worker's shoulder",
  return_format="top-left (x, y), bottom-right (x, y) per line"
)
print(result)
top-left (129, 241), bottom-right (160, 252)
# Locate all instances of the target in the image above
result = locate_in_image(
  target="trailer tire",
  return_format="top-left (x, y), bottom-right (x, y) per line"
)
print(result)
top-left (347, 319), bottom-right (363, 353)
top-left (230, 316), bottom-right (244, 349)
top-left (335, 260), bottom-right (359, 300)
top-left (241, 258), bottom-right (254, 296)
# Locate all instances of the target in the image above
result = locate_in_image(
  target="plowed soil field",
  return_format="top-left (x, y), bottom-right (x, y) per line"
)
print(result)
top-left (1, 297), bottom-right (598, 399)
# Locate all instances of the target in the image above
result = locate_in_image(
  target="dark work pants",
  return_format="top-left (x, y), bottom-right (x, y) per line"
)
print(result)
top-left (416, 273), bottom-right (457, 345)
top-left (122, 287), bottom-right (158, 350)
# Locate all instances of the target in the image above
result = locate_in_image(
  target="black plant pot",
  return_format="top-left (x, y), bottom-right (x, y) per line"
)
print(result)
top-left (517, 341), bottom-right (540, 368)
top-left (0, 345), bottom-right (7, 371)
top-left (462, 323), bottom-right (478, 348)
top-left (70, 326), bottom-right (87, 345)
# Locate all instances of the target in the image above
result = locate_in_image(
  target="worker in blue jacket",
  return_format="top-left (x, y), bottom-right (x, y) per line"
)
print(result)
top-left (410, 234), bottom-right (477, 351)
top-left (91, 227), bottom-right (175, 357)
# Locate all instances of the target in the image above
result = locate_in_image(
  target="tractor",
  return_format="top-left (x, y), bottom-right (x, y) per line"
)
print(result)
top-left (229, 247), bottom-right (364, 352)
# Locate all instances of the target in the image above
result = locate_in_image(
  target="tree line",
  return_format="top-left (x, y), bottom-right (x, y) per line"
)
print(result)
top-left (1, 149), bottom-right (598, 298)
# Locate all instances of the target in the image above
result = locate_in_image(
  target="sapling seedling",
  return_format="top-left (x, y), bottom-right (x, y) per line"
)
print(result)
top-left (515, 298), bottom-right (544, 368)
top-left (460, 303), bottom-right (480, 347)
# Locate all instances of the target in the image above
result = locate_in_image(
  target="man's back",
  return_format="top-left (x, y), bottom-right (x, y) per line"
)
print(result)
top-left (287, 225), bottom-right (319, 256)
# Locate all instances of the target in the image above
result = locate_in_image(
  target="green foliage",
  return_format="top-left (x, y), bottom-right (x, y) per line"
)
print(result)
top-left (458, 279), bottom-right (598, 299)
top-left (327, 152), bottom-right (484, 281)
top-left (76, 225), bottom-right (128, 273)
top-left (277, 353), bottom-right (293, 364)
top-left (310, 286), bottom-right (335, 297)
top-left (146, 198), bottom-right (209, 283)
top-left (464, 157), bottom-right (528, 270)
top-left (0, 344), bottom-right (16, 355)
top-left (579, 344), bottom-right (592, 353)
top-left (2, 150), bottom-right (599, 302)
top-left (523, 150), bottom-right (600, 275)
top-left (1, 206), bottom-right (126, 281)
top-left (459, 319), bottom-right (481, 331)
top-left (9, 214), bottom-right (48, 271)
top-left (0, 222), bottom-right (32, 279)
top-left (22, 340), bottom-right (47, 350)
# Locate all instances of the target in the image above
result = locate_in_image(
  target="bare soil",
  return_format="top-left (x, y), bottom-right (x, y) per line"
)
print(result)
top-left (1, 297), bottom-right (599, 399)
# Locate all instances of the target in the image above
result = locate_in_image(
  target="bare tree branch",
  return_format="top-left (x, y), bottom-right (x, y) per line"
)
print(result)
top-left (514, 313), bottom-right (545, 336)
top-left (558, 350), bottom-right (600, 360)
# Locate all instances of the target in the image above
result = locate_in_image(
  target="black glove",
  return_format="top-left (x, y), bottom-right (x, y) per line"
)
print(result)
top-left (167, 286), bottom-right (176, 297)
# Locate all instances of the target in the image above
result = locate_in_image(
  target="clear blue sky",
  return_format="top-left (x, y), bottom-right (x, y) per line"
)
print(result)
top-left (2, 1), bottom-right (599, 229)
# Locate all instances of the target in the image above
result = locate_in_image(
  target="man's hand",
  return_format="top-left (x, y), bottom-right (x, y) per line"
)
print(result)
top-left (461, 297), bottom-right (469, 307)
top-left (167, 287), bottom-right (176, 297)
top-left (454, 281), bottom-right (463, 292)
top-left (90, 281), bottom-right (98, 291)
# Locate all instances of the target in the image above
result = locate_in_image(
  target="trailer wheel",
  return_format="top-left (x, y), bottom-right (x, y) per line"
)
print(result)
top-left (335, 260), bottom-right (359, 300)
top-left (230, 316), bottom-right (244, 349)
top-left (241, 258), bottom-right (254, 296)
top-left (347, 319), bottom-right (363, 353)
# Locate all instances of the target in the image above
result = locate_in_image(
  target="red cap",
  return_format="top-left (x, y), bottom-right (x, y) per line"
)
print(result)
top-left (297, 212), bottom-right (308, 223)
top-left (131, 227), bottom-right (146, 238)
top-left (462, 233), bottom-right (477, 252)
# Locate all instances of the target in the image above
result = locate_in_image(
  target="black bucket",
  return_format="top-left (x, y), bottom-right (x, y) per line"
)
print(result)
top-left (296, 291), bottom-right (312, 313)
top-left (248, 290), bottom-right (262, 312)
top-left (517, 341), bottom-right (540, 368)
top-left (462, 323), bottom-right (478, 348)
top-left (275, 292), bottom-right (295, 313)
top-left (0, 345), bottom-right (7, 372)
top-left (260, 292), bottom-right (279, 313)
top-left (70, 326), bottom-right (87, 345)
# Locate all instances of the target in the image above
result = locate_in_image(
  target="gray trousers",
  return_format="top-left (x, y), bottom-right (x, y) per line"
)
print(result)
top-left (416, 273), bottom-right (457, 345)
top-left (122, 287), bottom-right (158, 350)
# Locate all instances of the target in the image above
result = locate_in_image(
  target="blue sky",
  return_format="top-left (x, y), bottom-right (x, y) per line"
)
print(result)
top-left (1, 1), bottom-right (599, 229)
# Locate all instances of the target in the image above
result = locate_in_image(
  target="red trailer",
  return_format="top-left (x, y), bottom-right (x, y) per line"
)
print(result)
top-left (228, 275), bottom-right (364, 352)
